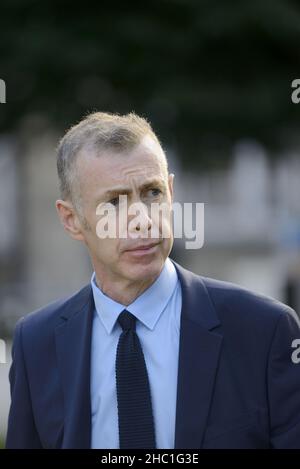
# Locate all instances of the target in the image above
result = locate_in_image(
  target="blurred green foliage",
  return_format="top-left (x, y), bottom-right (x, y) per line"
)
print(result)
top-left (1, 0), bottom-right (300, 166)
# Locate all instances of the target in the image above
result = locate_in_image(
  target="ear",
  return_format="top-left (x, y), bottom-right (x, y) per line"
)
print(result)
top-left (55, 199), bottom-right (85, 242)
top-left (168, 173), bottom-right (174, 203)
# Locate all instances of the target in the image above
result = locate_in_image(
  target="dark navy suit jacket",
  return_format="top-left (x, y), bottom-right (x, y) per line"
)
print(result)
top-left (5, 260), bottom-right (300, 448)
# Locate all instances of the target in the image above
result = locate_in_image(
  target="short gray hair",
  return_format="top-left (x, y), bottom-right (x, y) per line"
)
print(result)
top-left (56, 111), bottom-right (166, 207)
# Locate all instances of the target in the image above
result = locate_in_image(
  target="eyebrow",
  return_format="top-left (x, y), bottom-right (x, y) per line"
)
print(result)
top-left (98, 179), bottom-right (166, 202)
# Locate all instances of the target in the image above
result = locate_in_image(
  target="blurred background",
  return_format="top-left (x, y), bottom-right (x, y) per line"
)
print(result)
top-left (1, 0), bottom-right (300, 447)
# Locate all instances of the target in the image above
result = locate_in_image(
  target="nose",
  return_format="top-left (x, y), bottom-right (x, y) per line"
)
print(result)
top-left (128, 201), bottom-right (152, 236)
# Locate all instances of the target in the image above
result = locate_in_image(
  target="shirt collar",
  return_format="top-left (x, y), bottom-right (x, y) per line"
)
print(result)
top-left (91, 257), bottom-right (178, 334)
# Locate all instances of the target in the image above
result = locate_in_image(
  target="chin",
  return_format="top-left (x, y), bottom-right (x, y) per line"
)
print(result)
top-left (123, 253), bottom-right (165, 281)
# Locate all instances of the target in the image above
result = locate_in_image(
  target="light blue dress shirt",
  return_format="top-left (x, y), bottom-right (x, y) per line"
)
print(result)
top-left (90, 257), bottom-right (182, 449)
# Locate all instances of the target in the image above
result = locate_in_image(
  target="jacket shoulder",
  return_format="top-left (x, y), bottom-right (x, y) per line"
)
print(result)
top-left (16, 284), bottom-right (92, 336)
top-left (200, 274), bottom-right (297, 325)
top-left (172, 259), bottom-right (296, 327)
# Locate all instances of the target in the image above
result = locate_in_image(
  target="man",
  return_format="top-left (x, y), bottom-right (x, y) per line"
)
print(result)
top-left (6, 112), bottom-right (300, 449)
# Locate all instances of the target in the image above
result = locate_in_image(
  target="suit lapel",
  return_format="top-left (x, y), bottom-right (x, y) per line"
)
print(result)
top-left (55, 285), bottom-right (94, 448)
top-left (172, 261), bottom-right (223, 449)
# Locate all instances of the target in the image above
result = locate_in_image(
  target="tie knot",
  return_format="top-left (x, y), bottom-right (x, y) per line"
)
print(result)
top-left (118, 310), bottom-right (137, 331)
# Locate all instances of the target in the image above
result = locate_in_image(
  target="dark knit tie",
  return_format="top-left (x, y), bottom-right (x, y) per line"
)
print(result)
top-left (115, 309), bottom-right (156, 449)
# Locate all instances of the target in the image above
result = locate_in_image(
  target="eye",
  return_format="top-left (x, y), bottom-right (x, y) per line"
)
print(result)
top-left (148, 188), bottom-right (162, 197)
top-left (108, 196), bottom-right (119, 206)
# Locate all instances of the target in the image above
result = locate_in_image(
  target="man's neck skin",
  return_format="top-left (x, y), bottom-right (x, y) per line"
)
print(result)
top-left (94, 270), bottom-right (162, 306)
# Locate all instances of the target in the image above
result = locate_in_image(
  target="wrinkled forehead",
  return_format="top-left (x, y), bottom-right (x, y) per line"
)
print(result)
top-left (77, 134), bottom-right (168, 189)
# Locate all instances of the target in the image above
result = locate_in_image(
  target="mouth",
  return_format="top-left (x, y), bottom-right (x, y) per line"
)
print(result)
top-left (124, 241), bottom-right (161, 256)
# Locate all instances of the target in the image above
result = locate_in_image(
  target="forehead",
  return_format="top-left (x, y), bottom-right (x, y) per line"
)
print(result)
top-left (77, 135), bottom-right (167, 192)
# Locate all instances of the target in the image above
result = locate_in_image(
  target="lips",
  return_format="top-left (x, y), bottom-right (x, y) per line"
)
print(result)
top-left (126, 242), bottom-right (160, 252)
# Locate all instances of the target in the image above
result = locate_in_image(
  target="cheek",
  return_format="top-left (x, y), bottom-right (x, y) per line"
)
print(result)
top-left (151, 207), bottom-right (173, 238)
top-left (97, 238), bottom-right (120, 257)
top-left (86, 226), bottom-right (120, 259)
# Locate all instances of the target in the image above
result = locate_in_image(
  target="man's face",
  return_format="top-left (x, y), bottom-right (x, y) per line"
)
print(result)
top-left (75, 134), bottom-right (174, 286)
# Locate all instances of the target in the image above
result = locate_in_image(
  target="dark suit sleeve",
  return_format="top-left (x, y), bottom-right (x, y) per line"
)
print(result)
top-left (268, 307), bottom-right (300, 448)
top-left (5, 318), bottom-right (43, 449)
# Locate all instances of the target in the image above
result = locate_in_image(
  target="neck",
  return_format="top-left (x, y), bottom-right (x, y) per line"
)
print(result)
top-left (94, 270), bottom-right (161, 306)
